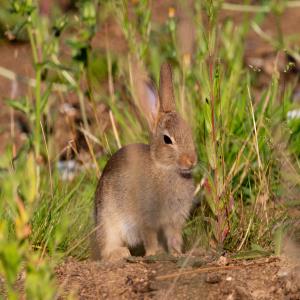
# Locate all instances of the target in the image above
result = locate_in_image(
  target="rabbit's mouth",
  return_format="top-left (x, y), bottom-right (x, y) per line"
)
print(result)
top-left (179, 168), bottom-right (193, 178)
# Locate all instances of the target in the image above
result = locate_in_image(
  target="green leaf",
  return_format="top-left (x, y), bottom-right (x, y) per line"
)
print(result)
top-left (0, 241), bottom-right (23, 285)
top-left (6, 98), bottom-right (30, 114)
top-left (273, 226), bottom-right (284, 256)
top-left (206, 138), bottom-right (216, 169)
top-left (203, 99), bottom-right (212, 133)
top-left (233, 247), bottom-right (271, 260)
top-left (40, 84), bottom-right (52, 113)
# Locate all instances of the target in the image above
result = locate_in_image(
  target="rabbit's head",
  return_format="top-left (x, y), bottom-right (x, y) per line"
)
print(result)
top-left (141, 63), bottom-right (197, 175)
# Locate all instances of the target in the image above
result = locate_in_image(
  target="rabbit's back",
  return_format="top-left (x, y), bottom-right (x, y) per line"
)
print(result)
top-left (94, 143), bottom-right (152, 212)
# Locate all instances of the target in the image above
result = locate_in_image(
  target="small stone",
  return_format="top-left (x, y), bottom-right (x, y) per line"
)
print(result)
top-left (278, 268), bottom-right (289, 278)
top-left (226, 276), bottom-right (233, 281)
top-left (217, 256), bottom-right (228, 266)
top-left (291, 284), bottom-right (299, 294)
top-left (205, 273), bottom-right (222, 284)
top-left (285, 280), bottom-right (292, 293)
top-left (125, 275), bottom-right (134, 285)
top-left (235, 286), bottom-right (250, 299)
top-left (226, 293), bottom-right (234, 300)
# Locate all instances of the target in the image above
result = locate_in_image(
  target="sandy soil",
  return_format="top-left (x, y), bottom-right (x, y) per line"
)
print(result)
top-left (55, 254), bottom-right (300, 299)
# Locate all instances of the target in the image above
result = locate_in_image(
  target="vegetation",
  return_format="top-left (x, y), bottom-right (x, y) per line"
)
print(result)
top-left (0, 0), bottom-right (299, 298)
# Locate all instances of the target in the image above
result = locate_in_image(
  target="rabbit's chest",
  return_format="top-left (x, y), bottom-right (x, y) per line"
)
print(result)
top-left (161, 173), bottom-right (194, 199)
top-left (153, 174), bottom-right (194, 221)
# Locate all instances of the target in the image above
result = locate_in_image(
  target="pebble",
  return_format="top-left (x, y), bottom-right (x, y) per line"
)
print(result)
top-left (277, 269), bottom-right (289, 278)
top-left (205, 273), bottom-right (222, 284)
top-left (217, 256), bottom-right (228, 266)
top-left (285, 280), bottom-right (292, 292)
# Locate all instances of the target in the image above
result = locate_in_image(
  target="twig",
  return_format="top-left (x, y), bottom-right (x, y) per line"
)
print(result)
top-left (251, 22), bottom-right (300, 63)
top-left (77, 87), bottom-right (90, 131)
top-left (248, 86), bottom-right (262, 170)
top-left (237, 216), bottom-right (253, 251)
top-left (0, 65), bottom-right (68, 92)
top-left (222, 2), bottom-right (300, 13)
top-left (64, 225), bottom-right (100, 257)
top-left (156, 259), bottom-right (277, 281)
top-left (109, 110), bottom-right (122, 149)
top-left (105, 23), bottom-right (116, 104)
top-left (78, 127), bottom-right (102, 145)
top-left (40, 121), bottom-right (54, 198)
top-left (219, 132), bottom-right (252, 198)
top-left (80, 125), bottom-right (101, 177)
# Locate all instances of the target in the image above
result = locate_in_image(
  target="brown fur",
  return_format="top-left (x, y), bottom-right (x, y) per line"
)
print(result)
top-left (94, 63), bottom-right (197, 261)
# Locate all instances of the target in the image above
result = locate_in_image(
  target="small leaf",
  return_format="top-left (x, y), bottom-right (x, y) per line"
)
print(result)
top-left (40, 84), bottom-right (52, 113)
top-left (206, 138), bottom-right (217, 169)
top-left (6, 98), bottom-right (30, 114)
top-left (23, 152), bottom-right (37, 203)
top-left (203, 99), bottom-right (212, 133)
top-left (273, 226), bottom-right (284, 256)
top-left (0, 241), bottom-right (23, 285)
top-left (233, 248), bottom-right (271, 260)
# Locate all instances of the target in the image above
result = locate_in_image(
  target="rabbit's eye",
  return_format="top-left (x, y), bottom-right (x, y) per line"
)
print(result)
top-left (163, 135), bottom-right (173, 144)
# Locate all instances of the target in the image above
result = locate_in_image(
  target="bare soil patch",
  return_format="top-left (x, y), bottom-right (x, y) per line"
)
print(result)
top-left (55, 254), bottom-right (300, 299)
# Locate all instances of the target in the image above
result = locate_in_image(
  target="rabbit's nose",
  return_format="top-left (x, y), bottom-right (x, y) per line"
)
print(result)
top-left (179, 154), bottom-right (196, 169)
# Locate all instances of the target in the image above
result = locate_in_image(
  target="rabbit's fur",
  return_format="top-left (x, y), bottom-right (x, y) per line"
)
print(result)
top-left (94, 63), bottom-right (197, 261)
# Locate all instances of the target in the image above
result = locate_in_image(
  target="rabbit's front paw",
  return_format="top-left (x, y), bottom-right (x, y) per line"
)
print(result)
top-left (105, 247), bottom-right (131, 262)
top-left (164, 225), bottom-right (183, 255)
top-left (145, 245), bottom-right (164, 256)
top-left (142, 227), bottom-right (161, 256)
top-left (168, 236), bottom-right (182, 255)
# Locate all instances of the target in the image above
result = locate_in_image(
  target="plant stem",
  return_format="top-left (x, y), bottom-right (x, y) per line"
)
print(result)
top-left (27, 24), bottom-right (41, 158)
top-left (35, 66), bottom-right (41, 157)
top-left (222, 1), bottom-right (300, 13)
top-left (209, 56), bottom-right (218, 199)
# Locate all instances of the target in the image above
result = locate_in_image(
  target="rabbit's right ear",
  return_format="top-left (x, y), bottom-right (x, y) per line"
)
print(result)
top-left (159, 63), bottom-right (176, 113)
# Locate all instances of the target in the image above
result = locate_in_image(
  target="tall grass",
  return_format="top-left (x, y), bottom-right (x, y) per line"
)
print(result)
top-left (0, 0), bottom-right (299, 298)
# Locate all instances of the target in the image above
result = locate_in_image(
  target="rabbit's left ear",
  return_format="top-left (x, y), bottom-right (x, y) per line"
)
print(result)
top-left (131, 60), bottom-right (160, 132)
top-left (140, 81), bottom-right (160, 132)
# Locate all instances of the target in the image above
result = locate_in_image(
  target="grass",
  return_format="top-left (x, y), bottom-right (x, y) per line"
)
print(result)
top-left (0, 0), bottom-right (300, 298)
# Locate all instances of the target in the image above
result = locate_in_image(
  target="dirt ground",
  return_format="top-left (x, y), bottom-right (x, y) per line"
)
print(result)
top-left (55, 253), bottom-right (300, 299)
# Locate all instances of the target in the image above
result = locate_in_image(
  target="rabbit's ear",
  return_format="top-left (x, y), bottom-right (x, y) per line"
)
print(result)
top-left (159, 63), bottom-right (176, 112)
top-left (140, 81), bottom-right (160, 132)
top-left (130, 59), bottom-right (160, 132)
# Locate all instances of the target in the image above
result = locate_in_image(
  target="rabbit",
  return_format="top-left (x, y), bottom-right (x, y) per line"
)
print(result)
top-left (94, 63), bottom-right (197, 261)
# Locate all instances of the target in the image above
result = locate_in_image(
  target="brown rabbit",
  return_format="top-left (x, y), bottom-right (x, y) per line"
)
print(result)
top-left (94, 63), bottom-right (197, 261)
